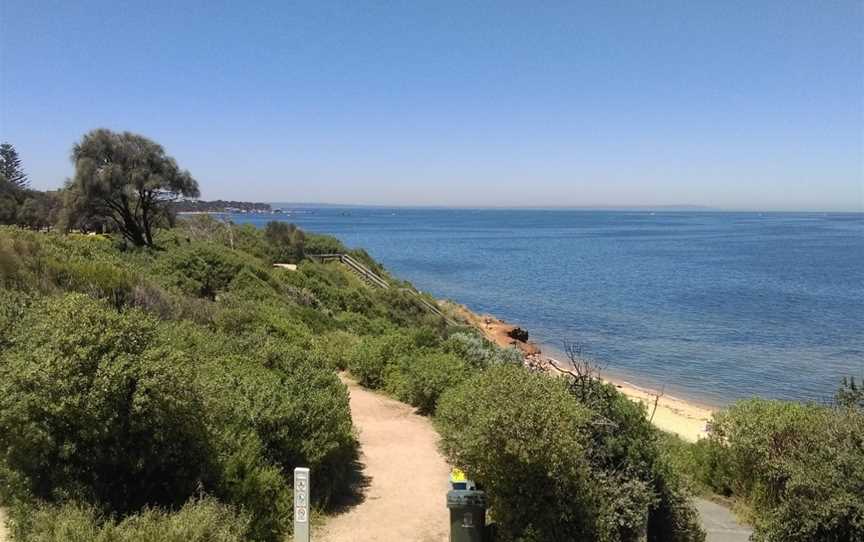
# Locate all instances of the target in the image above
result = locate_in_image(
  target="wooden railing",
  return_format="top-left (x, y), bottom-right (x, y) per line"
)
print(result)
top-left (307, 253), bottom-right (457, 325)
top-left (309, 253), bottom-right (390, 289)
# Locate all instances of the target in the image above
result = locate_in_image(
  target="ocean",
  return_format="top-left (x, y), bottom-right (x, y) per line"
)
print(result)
top-left (233, 208), bottom-right (864, 405)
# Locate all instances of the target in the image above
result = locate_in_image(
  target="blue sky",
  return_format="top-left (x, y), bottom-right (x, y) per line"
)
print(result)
top-left (1, 1), bottom-right (861, 210)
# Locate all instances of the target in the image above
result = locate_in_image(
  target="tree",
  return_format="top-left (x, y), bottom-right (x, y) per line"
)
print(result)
top-left (17, 190), bottom-right (62, 231)
top-left (0, 172), bottom-right (18, 224)
top-left (0, 194), bottom-right (17, 225)
top-left (0, 143), bottom-right (28, 190)
top-left (68, 129), bottom-right (199, 246)
top-left (58, 180), bottom-right (113, 234)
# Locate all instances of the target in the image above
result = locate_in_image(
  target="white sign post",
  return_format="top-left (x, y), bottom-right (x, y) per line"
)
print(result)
top-left (294, 467), bottom-right (310, 542)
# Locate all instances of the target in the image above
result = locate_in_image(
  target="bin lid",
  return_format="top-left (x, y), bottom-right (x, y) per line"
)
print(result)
top-left (449, 468), bottom-right (477, 490)
top-left (446, 489), bottom-right (486, 508)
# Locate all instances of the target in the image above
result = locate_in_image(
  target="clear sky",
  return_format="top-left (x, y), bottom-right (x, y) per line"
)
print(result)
top-left (1, 1), bottom-right (862, 210)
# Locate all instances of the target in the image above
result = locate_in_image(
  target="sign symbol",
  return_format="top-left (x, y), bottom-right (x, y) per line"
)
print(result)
top-left (294, 467), bottom-right (311, 541)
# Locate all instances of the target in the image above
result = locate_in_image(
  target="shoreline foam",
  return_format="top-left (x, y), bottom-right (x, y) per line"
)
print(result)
top-left (442, 300), bottom-right (713, 442)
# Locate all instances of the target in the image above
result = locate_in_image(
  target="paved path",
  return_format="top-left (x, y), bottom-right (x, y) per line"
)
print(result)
top-left (315, 377), bottom-right (450, 542)
top-left (695, 498), bottom-right (752, 542)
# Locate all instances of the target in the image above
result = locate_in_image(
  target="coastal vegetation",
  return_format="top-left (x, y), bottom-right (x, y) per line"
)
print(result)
top-left (65, 129), bottom-right (200, 247)
top-left (1, 131), bottom-right (861, 542)
top-left (436, 365), bottom-right (703, 542)
top-left (0, 132), bottom-right (704, 540)
top-left (0, 143), bottom-right (62, 231)
top-left (662, 395), bottom-right (864, 542)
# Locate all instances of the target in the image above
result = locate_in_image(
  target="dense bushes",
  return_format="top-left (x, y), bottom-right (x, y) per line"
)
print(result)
top-left (0, 224), bottom-right (406, 541)
top-left (343, 325), bottom-right (529, 416)
top-left (9, 497), bottom-right (249, 542)
top-left (264, 221), bottom-right (305, 263)
top-left (436, 365), bottom-right (705, 542)
top-left (162, 242), bottom-right (251, 299)
top-left (437, 366), bottom-right (600, 540)
top-left (0, 219), bottom-right (475, 541)
top-left (442, 331), bottom-right (523, 369)
top-left (673, 399), bottom-right (864, 542)
top-left (402, 352), bottom-right (471, 414)
top-left (348, 331), bottom-right (414, 389)
top-left (0, 299), bottom-right (353, 542)
top-left (311, 330), bottom-right (360, 370)
top-left (0, 295), bottom-right (215, 513)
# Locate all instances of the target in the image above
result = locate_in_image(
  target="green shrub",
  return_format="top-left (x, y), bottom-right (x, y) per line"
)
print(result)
top-left (442, 331), bottom-right (523, 369)
top-left (10, 497), bottom-right (250, 542)
top-left (697, 399), bottom-right (864, 542)
top-left (312, 330), bottom-right (361, 370)
top-left (52, 259), bottom-right (139, 309)
top-left (336, 312), bottom-right (392, 335)
top-left (437, 365), bottom-right (705, 542)
top-left (0, 294), bottom-right (215, 513)
top-left (209, 431), bottom-right (292, 542)
top-left (227, 266), bottom-right (279, 301)
top-left (835, 376), bottom-right (864, 409)
top-left (559, 372), bottom-right (703, 542)
top-left (149, 319), bottom-right (355, 540)
top-left (197, 345), bottom-right (355, 508)
top-left (403, 351), bottom-right (471, 414)
top-left (0, 228), bottom-right (142, 304)
top-left (303, 232), bottom-right (346, 255)
top-left (162, 242), bottom-right (249, 299)
top-left (348, 331), bottom-right (413, 389)
top-left (0, 288), bottom-right (31, 347)
top-left (0, 226), bottom-right (460, 541)
top-left (264, 221), bottom-right (305, 263)
top-left (655, 433), bottom-right (717, 497)
top-left (436, 365), bottom-right (601, 540)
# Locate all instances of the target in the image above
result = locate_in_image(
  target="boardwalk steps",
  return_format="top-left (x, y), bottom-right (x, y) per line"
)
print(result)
top-left (307, 253), bottom-right (456, 325)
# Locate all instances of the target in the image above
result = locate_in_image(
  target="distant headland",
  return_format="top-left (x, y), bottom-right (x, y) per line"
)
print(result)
top-left (173, 199), bottom-right (274, 214)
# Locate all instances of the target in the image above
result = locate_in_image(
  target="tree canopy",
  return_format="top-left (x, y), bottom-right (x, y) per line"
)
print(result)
top-left (68, 129), bottom-right (199, 246)
top-left (0, 142), bottom-right (29, 190)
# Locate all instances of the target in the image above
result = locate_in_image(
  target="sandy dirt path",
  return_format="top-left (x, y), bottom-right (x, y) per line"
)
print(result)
top-left (0, 507), bottom-right (8, 542)
top-left (315, 377), bottom-right (450, 542)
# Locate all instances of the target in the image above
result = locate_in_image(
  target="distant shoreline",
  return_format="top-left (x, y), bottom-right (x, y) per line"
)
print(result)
top-left (261, 205), bottom-right (862, 213)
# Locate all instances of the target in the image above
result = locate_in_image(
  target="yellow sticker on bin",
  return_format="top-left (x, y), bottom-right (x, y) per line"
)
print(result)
top-left (450, 468), bottom-right (467, 482)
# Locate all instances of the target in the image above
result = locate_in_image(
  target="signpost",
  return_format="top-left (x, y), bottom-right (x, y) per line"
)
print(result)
top-left (294, 467), bottom-right (310, 542)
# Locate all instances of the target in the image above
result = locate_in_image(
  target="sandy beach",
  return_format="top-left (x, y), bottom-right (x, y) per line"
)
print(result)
top-left (442, 301), bottom-right (714, 442)
top-left (562, 365), bottom-right (713, 442)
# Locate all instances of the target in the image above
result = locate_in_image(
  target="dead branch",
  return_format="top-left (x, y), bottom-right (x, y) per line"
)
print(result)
top-left (648, 385), bottom-right (666, 423)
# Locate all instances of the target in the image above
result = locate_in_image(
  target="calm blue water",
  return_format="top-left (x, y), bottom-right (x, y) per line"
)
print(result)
top-left (234, 209), bottom-right (864, 405)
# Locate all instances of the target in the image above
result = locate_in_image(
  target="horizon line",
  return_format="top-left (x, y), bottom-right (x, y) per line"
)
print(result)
top-left (261, 201), bottom-right (863, 213)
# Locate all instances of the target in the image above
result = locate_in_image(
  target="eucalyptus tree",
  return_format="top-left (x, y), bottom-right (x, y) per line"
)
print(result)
top-left (68, 129), bottom-right (200, 246)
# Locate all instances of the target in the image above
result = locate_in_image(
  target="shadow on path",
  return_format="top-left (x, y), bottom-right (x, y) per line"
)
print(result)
top-left (325, 454), bottom-right (372, 516)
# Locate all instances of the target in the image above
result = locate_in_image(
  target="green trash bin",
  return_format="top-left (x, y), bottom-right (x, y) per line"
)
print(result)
top-left (447, 489), bottom-right (486, 542)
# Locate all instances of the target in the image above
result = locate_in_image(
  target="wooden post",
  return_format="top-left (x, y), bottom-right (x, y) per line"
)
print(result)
top-left (294, 467), bottom-right (310, 542)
